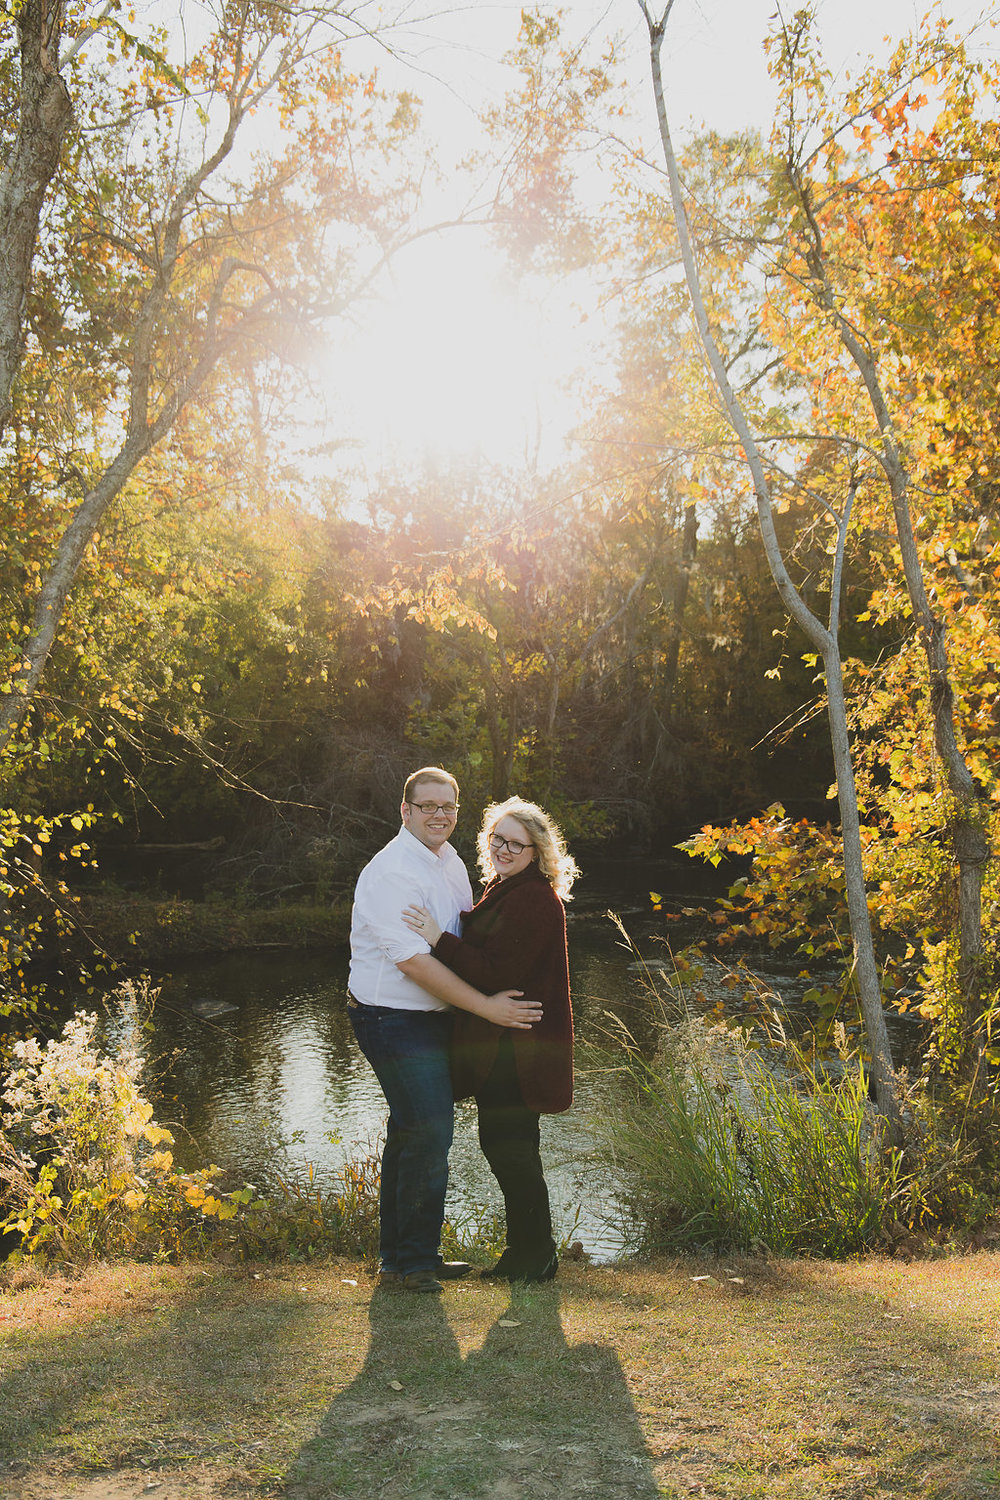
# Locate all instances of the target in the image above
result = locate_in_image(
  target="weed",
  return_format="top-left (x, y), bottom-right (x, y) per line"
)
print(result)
top-left (589, 928), bottom-right (999, 1257)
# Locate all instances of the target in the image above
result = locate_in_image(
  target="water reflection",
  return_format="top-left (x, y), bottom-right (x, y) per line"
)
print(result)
top-left (139, 917), bottom-right (642, 1263)
top-left (94, 862), bottom-right (926, 1265)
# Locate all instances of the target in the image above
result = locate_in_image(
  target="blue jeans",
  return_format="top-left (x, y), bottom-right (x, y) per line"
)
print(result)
top-left (349, 1003), bottom-right (454, 1276)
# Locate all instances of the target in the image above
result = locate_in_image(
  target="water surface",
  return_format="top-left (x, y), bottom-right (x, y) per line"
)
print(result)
top-left (97, 855), bottom-right (923, 1262)
top-left (142, 908), bottom-right (653, 1263)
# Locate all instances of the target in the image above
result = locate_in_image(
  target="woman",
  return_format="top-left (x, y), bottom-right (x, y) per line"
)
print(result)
top-left (402, 796), bottom-right (578, 1283)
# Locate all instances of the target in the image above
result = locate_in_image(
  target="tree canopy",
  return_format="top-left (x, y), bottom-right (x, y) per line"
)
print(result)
top-left (2, 1), bottom-right (999, 1123)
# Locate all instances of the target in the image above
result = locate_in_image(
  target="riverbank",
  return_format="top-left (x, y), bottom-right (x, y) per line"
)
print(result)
top-left (67, 845), bottom-right (716, 968)
top-left (74, 893), bottom-right (352, 965)
top-left (2, 1251), bottom-right (997, 1499)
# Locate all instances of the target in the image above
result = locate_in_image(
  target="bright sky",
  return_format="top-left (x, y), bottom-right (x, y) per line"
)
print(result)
top-left (312, 0), bottom-right (999, 478)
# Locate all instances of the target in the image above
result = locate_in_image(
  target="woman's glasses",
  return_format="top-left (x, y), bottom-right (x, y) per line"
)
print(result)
top-left (489, 833), bottom-right (534, 856)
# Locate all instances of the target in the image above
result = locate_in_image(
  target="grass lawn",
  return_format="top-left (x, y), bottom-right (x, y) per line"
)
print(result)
top-left (1, 1251), bottom-right (997, 1499)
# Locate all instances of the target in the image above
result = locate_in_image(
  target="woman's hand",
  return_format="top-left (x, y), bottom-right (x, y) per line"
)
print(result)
top-left (485, 991), bottom-right (542, 1029)
top-left (402, 904), bottom-right (442, 945)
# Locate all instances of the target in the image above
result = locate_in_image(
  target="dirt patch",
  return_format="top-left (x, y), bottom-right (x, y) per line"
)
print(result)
top-left (1, 1466), bottom-right (254, 1500)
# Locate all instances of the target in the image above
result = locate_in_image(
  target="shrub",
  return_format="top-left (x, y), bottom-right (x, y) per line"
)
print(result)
top-left (227, 1137), bottom-right (384, 1262)
top-left (0, 985), bottom-right (258, 1263)
top-left (590, 1005), bottom-right (905, 1258)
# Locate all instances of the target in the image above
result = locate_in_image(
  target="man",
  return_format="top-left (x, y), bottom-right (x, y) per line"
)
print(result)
top-left (348, 767), bottom-right (541, 1293)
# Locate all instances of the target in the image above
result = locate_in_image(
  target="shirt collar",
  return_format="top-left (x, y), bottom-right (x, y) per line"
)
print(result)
top-left (398, 824), bottom-right (451, 866)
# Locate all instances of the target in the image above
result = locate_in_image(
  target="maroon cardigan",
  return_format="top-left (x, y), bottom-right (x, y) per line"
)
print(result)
top-left (433, 862), bottom-right (573, 1114)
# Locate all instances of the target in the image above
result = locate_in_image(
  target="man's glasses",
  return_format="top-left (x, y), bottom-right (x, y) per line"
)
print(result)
top-left (489, 833), bottom-right (533, 856)
top-left (408, 801), bottom-right (459, 815)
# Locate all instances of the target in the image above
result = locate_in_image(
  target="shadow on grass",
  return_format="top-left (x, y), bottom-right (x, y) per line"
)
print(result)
top-left (3, 1255), bottom-right (996, 1499)
top-left (287, 1280), bottom-right (661, 1500)
top-left (0, 1269), bottom-right (317, 1476)
top-left (565, 1254), bottom-right (1000, 1497)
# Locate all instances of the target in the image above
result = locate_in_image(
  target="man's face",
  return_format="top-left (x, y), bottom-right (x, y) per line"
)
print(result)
top-left (401, 779), bottom-right (459, 853)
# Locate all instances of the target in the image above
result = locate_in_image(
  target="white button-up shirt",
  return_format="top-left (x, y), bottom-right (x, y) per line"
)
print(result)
top-left (348, 826), bottom-right (474, 1010)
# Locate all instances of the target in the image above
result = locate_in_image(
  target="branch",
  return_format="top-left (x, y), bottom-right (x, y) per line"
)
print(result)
top-left (58, 0), bottom-right (115, 67)
top-left (638, 0), bottom-right (830, 657)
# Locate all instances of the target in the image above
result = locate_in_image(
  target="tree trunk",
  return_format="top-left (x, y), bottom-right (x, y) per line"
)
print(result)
top-left (792, 168), bottom-right (990, 1078)
top-left (480, 641), bottom-right (517, 801)
top-left (0, 430), bottom-right (152, 749)
top-left (0, 0), bottom-right (73, 440)
top-left (660, 500), bottom-right (697, 725)
top-left (640, 0), bottom-right (902, 1135)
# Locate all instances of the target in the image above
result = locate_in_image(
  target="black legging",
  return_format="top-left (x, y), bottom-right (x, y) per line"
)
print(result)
top-left (475, 1033), bottom-right (555, 1266)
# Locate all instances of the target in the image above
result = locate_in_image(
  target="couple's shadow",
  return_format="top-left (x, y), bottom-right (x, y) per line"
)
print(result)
top-left (286, 1279), bottom-right (660, 1498)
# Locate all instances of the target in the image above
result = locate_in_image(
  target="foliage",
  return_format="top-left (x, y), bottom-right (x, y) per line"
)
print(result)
top-left (225, 1132), bottom-right (510, 1265)
top-left (895, 1081), bottom-right (997, 1241)
top-left (679, 794), bottom-right (1000, 1072)
top-left (0, 805), bottom-right (105, 1025)
top-left (482, 9), bottom-right (620, 269)
top-left (592, 1006), bottom-right (903, 1258)
top-left (0, 982), bottom-right (520, 1267)
top-left (0, 986), bottom-right (260, 1262)
top-left (676, 806), bottom-right (889, 1049)
top-left (678, 805), bottom-right (849, 959)
top-left (222, 1134), bottom-right (385, 1263)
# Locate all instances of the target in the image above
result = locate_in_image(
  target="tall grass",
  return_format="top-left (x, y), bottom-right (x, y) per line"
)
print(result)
top-left (590, 999), bottom-right (904, 1258)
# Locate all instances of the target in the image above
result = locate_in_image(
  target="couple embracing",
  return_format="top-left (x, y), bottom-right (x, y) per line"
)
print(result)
top-left (348, 766), bottom-right (578, 1293)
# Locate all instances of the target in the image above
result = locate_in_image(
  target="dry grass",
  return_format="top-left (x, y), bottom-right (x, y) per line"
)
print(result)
top-left (0, 1251), bottom-right (997, 1499)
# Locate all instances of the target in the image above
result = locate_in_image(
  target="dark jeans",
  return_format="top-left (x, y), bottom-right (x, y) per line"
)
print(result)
top-left (477, 1034), bottom-right (555, 1268)
top-left (349, 1003), bottom-right (454, 1276)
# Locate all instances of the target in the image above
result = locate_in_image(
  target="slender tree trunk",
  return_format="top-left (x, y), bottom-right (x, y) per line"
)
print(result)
top-left (540, 642), bottom-right (561, 797)
top-left (861, 360), bottom-right (987, 1075)
top-left (660, 500), bottom-right (697, 724)
top-left (640, 1), bottom-right (902, 1134)
top-left (791, 168), bottom-right (990, 1077)
top-left (481, 641), bottom-right (517, 801)
top-left (0, 431), bottom-right (151, 749)
top-left (0, 0), bottom-right (73, 440)
top-left (823, 637), bottom-right (897, 1096)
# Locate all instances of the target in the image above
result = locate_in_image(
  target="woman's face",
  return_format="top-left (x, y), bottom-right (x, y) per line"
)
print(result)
top-left (487, 815), bottom-right (536, 881)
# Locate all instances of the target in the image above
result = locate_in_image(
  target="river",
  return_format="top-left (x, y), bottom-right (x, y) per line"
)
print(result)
top-left (92, 854), bottom-right (923, 1262)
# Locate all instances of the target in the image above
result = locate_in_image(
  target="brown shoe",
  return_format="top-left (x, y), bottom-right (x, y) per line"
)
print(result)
top-left (401, 1270), bottom-right (444, 1293)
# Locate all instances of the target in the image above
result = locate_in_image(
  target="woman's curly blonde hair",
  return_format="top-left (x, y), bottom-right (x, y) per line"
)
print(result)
top-left (476, 796), bottom-right (579, 901)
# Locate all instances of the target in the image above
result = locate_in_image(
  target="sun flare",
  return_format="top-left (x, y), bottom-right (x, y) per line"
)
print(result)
top-left (322, 235), bottom-right (596, 473)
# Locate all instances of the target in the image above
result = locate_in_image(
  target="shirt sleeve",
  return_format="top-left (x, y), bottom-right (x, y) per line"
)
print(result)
top-left (354, 866), bottom-right (433, 966)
